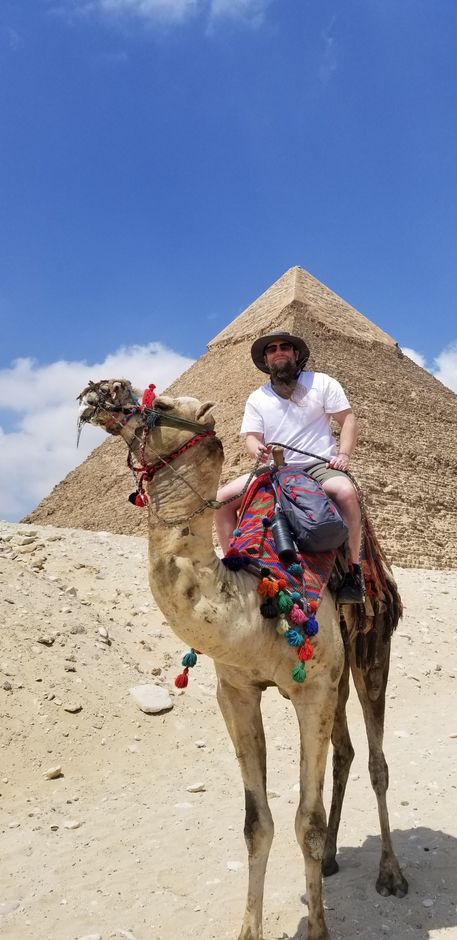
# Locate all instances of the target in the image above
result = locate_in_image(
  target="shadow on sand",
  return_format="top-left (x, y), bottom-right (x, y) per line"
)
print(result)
top-left (274, 826), bottom-right (457, 940)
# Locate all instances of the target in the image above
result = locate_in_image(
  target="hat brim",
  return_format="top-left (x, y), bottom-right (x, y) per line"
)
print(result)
top-left (251, 333), bottom-right (310, 374)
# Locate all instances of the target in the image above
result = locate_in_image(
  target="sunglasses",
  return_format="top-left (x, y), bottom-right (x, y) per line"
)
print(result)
top-left (264, 342), bottom-right (294, 354)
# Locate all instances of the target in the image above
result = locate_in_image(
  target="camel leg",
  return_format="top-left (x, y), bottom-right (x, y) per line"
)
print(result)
top-left (350, 647), bottom-right (408, 898)
top-left (291, 684), bottom-right (338, 940)
top-left (322, 653), bottom-right (354, 876)
top-left (217, 675), bottom-right (274, 940)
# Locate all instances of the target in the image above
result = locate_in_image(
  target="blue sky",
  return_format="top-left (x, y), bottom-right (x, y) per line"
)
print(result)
top-left (1, 0), bottom-right (456, 519)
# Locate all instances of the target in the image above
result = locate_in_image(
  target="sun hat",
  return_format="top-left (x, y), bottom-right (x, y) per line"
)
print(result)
top-left (250, 331), bottom-right (310, 374)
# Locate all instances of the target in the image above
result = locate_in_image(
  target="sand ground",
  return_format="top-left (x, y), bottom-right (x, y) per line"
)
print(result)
top-left (1, 522), bottom-right (456, 940)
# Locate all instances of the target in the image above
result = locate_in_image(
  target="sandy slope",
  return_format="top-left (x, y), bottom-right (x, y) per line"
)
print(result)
top-left (1, 522), bottom-right (456, 940)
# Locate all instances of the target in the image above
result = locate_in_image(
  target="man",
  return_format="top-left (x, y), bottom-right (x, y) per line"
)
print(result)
top-left (215, 330), bottom-right (363, 603)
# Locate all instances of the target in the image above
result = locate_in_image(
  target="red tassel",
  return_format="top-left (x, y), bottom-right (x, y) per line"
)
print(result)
top-left (308, 599), bottom-right (318, 613)
top-left (135, 492), bottom-right (149, 507)
top-left (142, 384), bottom-right (156, 409)
top-left (298, 638), bottom-right (314, 661)
top-left (175, 668), bottom-right (189, 689)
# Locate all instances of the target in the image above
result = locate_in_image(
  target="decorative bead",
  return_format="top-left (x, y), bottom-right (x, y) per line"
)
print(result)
top-left (233, 528), bottom-right (242, 537)
top-left (291, 591), bottom-right (301, 601)
top-left (262, 517), bottom-right (271, 527)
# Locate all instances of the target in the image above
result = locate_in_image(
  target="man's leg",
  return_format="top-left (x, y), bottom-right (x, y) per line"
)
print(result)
top-left (321, 476), bottom-right (362, 564)
top-left (320, 475), bottom-right (363, 603)
top-left (215, 473), bottom-right (250, 554)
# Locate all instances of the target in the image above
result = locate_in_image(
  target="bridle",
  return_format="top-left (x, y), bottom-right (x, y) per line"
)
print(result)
top-left (79, 384), bottom-right (260, 524)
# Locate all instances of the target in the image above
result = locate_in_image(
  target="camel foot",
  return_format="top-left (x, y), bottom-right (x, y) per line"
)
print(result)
top-left (322, 857), bottom-right (339, 877)
top-left (376, 866), bottom-right (408, 898)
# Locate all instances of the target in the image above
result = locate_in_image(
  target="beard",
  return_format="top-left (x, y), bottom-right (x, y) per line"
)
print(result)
top-left (269, 359), bottom-right (298, 385)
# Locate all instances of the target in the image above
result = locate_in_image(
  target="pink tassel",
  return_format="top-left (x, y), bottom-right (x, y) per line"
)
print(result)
top-left (290, 603), bottom-right (306, 625)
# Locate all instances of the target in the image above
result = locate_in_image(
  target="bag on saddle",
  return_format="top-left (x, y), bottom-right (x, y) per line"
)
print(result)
top-left (273, 465), bottom-right (349, 553)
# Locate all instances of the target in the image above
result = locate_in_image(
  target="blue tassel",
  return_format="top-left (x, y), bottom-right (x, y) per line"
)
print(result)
top-left (233, 527), bottom-right (242, 537)
top-left (285, 629), bottom-right (304, 647)
top-left (222, 554), bottom-right (249, 571)
top-left (304, 614), bottom-right (319, 636)
top-left (288, 562), bottom-right (302, 577)
top-left (182, 650), bottom-right (197, 668)
top-left (291, 591), bottom-right (301, 601)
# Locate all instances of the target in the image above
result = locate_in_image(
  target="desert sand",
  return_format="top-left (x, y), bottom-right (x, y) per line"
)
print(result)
top-left (1, 521), bottom-right (456, 940)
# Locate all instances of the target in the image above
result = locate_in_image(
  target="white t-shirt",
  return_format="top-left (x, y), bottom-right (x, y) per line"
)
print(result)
top-left (240, 371), bottom-right (351, 467)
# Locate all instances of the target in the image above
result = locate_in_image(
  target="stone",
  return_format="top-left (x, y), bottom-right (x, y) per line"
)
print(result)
top-left (78, 935), bottom-right (102, 940)
top-left (37, 636), bottom-right (55, 646)
top-left (129, 684), bottom-right (173, 715)
top-left (0, 900), bottom-right (20, 916)
top-left (63, 703), bottom-right (83, 713)
top-left (43, 765), bottom-right (63, 780)
top-left (186, 782), bottom-right (206, 793)
top-left (2, 681), bottom-right (12, 691)
top-left (63, 819), bottom-right (82, 829)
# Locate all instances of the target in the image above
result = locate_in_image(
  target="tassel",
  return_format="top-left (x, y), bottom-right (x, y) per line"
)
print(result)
top-left (175, 667), bottom-right (189, 689)
top-left (182, 650), bottom-right (198, 668)
top-left (260, 567), bottom-right (271, 577)
top-left (277, 591), bottom-right (293, 614)
top-left (276, 618), bottom-right (289, 636)
top-left (291, 661), bottom-right (306, 683)
top-left (290, 603), bottom-right (306, 625)
top-left (285, 629), bottom-right (304, 648)
top-left (304, 614), bottom-right (319, 637)
top-left (260, 599), bottom-right (279, 619)
top-left (291, 591), bottom-right (301, 601)
top-left (232, 527), bottom-right (242, 537)
top-left (288, 562), bottom-right (302, 578)
top-left (298, 637), bottom-right (314, 661)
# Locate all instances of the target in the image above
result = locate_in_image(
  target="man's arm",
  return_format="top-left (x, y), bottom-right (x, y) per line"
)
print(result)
top-left (327, 408), bottom-right (358, 471)
top-left (244, 432), bottom-right (271, 462)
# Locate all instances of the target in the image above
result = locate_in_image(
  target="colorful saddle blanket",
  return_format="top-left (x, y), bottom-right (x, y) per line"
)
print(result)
top-left (224, 472), bottom-right (336, 610)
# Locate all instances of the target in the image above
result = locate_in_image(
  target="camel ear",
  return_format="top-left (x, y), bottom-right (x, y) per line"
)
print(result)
top-left (196, 401), bottom-right (216, 426)
top-left (154, 395), bottom-right (175, 411)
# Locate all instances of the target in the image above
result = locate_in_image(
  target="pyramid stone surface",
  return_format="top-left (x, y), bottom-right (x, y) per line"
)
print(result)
top-left (24, 267), bottom-right (457, 568)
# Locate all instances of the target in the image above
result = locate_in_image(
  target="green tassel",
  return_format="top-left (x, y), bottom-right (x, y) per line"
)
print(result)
top-left (291, 661), bottom-right (306, 683)
top-left (277, 591), bottom-right (293, 614)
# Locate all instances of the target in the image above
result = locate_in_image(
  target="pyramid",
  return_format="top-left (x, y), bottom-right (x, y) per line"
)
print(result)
top-left (25, 267), bottom-right (457, 568)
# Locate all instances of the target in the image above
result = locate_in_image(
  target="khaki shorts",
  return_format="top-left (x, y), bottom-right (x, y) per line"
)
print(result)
top-left (256, 460), bottom-right (348, 485)
top-left (305, 460), bottom-right (348, 486)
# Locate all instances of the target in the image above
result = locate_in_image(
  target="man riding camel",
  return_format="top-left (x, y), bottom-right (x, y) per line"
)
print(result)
top-left (215, 330), bottom-right (364, 604)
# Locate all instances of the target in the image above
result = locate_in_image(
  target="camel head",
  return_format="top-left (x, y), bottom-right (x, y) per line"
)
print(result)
top-left (77, 379), bottom-right (141, 433)
top-left (78, 379), bottom-right (218, 459)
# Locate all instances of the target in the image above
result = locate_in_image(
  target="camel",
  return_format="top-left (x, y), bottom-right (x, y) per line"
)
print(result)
top-left (77, 378), bottom-right (408, 940)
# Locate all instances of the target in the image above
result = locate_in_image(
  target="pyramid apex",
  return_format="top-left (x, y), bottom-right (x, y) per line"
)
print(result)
top-left (209, 266), bottom-right (397, 350)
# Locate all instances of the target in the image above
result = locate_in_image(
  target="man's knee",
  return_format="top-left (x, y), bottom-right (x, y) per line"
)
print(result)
top-left (323, 478), bottom-right (359, 510)
top-left (216, 473), bottom-right (250, 505)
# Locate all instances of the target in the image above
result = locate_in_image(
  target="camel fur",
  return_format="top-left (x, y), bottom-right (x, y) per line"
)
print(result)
top-left (78, 379), bottom-right (408, 940)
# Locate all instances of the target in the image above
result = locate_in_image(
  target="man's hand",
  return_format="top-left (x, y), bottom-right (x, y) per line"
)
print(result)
top-left (254, 442), bottom-right (272, 462)
top-left (327, 452), bottom-right (350, 472)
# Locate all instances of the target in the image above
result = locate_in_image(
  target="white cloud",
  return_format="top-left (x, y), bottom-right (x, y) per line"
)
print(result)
top-left (401, 343), bottom-right (457, 394)
top-left (402, 346), bottom-right (427, 368)
top-left (55, 0), bottom-right (273, 26)
top-left (0, 342), bottom-right (193, 521)
top-left (433, 343), bottom-right (457, 393)
top-left (99, 0), bottom-right (198, 21)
